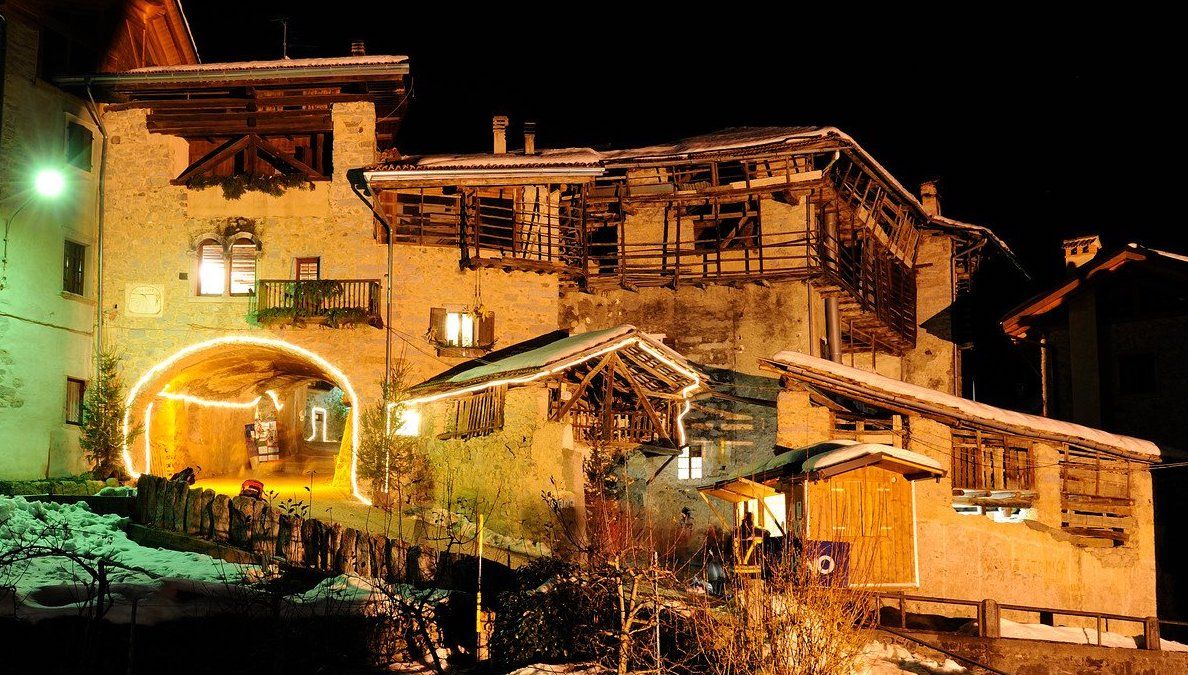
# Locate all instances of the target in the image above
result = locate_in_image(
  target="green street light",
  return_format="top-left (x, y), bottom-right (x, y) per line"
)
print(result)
top-left (33, 167), bottom-right (67, 199)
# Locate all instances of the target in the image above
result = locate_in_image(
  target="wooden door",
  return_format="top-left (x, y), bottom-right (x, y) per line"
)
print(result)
top-left (809, 466), bottom-right (915, 586)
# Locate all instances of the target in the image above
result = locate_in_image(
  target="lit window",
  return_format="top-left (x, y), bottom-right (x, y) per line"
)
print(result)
top-left (430, 308), bottom-right (495, 352)
top-left (65, 377), bottom-right (86, 425)
top-left (307, 407), bottom-right (328, 442)
top-left (677, 444), bottom-right (703, 480)
top-left (229, 241), bottom-right (257, 295)
top-left (198, 241), bottom-right (225, 295)
top-left (392, 407), bottom-right (421, 436)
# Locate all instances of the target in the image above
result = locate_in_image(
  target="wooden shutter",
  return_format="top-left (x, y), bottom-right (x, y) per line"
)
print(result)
top-left (429, 307), bottom-right (447, 344)
top-left (478, 312), bottom-right (495, 348)
top-left (229, 242), bottom-right (257, 295)
top-left (296, 257), bottom-right (320, 280)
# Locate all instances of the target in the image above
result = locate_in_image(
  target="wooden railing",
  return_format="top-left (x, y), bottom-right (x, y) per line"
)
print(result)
top-left (253, 279), bottom-right (381, 327)
top-left (870, 591), bottom-right (1169, 651)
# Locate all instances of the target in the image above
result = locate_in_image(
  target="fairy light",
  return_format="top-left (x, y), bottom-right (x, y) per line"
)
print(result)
top-left (396, 335), bottom-right (703, 446)
top-left (265, 389), bottom-right (284, 411)
top-left (157, 390), bottom-right (262, 408)
top-left (143, 402), bottom-right (154, 475)
top-left (307, 406), bottom-right (328, 442)
top-left (123, 336), bottom-right (369, 505)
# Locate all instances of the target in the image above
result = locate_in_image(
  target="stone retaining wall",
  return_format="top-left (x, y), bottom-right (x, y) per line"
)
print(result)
top-left (134, 474), bottom-right (434, 583)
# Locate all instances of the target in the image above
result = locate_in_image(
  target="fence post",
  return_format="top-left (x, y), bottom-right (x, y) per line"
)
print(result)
top-left (1144, 617), bottom-right (1161, 651)
top-left (978, 599), bottom-right (1000, 638)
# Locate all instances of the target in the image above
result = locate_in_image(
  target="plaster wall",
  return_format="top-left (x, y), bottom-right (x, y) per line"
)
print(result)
top-left (0, 19), bottom-right (99, 478)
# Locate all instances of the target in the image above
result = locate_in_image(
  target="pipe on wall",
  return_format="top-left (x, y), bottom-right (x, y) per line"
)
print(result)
top-left (822, 209), bottom-right (842, 363)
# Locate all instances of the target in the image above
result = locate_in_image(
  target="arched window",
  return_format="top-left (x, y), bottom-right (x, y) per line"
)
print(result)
top-left (197, 240), bottom-right (225, 296)
top-left (228, 238), bottom-right (258, 296)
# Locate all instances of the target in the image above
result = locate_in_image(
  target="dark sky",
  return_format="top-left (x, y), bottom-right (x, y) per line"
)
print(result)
top-left (184, 4), bottom-right (1185, 286)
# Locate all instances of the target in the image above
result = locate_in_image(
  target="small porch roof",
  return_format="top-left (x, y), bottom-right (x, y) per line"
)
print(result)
top-left (405, 325), bottom-right (702, 403)
top-left (701, 440), bottom-right (944, 494)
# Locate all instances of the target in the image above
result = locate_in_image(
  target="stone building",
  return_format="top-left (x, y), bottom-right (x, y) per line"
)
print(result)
top-left (698, 350), bottom-right (1159, 616)
top-left (0, 0), bottom-right (196, 479)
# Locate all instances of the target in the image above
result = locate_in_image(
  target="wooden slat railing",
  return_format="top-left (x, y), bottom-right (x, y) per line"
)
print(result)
top-left (254, 279), bottom-right (382, 327)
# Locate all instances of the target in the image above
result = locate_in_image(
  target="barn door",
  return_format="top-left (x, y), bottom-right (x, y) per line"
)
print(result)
top-left (811, 466), bottom-right (916, 586)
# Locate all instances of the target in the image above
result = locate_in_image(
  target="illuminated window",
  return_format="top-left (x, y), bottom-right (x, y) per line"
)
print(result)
top-left (307, 407), bottom-right (328, 442)
top-left (197, 238), bottom-right (257, 296)
top-left (429, 307), bottom-right (495, 354)
top-left (65, 377), bottom-right (86, 425)
top-left (677, 444), bottom-right (703, 481)
top-left (228, 241), bottom-right (257, 295)
top-left (198, 241), bottom-right (226, 296)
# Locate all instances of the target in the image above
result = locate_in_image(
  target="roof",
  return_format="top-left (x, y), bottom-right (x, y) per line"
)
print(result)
top-left (125, 55), bottom-right (410, 74)
top-left (360, 126), bottom-right (1022, 271)
top-left (406, 325), bottom-right (700, 402)
top-left (701, 440), bottom-right (943, 498)
top-left (759, 350), bottom-right (1160, 459)
top-left (1002, 242), bottom-right (1188, 338)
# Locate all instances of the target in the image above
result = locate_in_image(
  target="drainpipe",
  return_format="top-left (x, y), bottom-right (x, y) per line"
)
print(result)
top-left (822, 209), bottom-right (842, 362)
top-left (85, 82), bottom-right (108, 370)
top-left (347, 171), bottom-right (394, 396)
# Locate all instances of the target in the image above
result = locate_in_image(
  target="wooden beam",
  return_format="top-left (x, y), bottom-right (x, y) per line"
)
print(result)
top-left (173, 134), bottom-right (252, 184)
top-left (613, 353), bottom-right (672, 443)
top-left (550, 354), bottom-right (612, 422)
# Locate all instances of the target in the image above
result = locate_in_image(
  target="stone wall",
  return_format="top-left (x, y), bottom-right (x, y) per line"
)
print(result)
top-left (774, 392), bottom-right (1159, 617)
top-left (134, 473), bottom-right (437, 583)
top-left (901, 630), bottom-right (1186, 675)
top-left (0, 18), bottom-right (101, 479)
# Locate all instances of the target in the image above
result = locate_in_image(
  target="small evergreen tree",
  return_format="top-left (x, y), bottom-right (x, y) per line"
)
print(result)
top-left (80, 351), bottom-right (140, 480)
top-left (357, 366), bottom-right (432, 540)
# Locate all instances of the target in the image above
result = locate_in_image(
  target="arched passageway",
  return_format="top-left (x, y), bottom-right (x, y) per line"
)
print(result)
top-left (122, 336), bottom-right (369, 503)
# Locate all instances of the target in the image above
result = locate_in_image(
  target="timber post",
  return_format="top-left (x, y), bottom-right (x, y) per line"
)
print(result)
top-left (978, 599), bottom-right (1000, 638)
top-left (1144, 617), bottom-right (1161, 651)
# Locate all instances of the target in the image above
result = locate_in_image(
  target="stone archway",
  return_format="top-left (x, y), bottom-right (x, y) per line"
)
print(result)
top-left (122, 336), bottom-right (369, 504)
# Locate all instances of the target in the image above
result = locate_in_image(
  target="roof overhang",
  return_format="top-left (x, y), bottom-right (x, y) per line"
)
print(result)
top-left (363, 166), bottom-right (604, 189)
top-left (699, 477), bottom-right (777, 504)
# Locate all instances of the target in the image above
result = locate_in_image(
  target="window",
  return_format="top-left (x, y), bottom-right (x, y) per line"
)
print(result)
top-left (1060, 446), bottom-right (1132, 544)
top-left (296, 257), bottom-right (321, 280)
top-left (197, 238), bottom-right (257, 296)
top-left (950, 429), bottom-right (1034, 491)
top-left (65, 378), bottom-right (86, 425)
top-left (444, 386), bottom-right (505, 440)
top-left (677, 444), bottom-right (703, 481)
top-left (65, 121), bottom-right (93, 171)
top-left (429, 307), bottom-right (495, 354)
top-left (63, 240), bottom-right (85, 295)
top-left (228, 241), bottom-right (257, 295)
top-left (1118, 353), bottom-right (1158, 396)
top-left (198, 241), bottom-right (226, 295)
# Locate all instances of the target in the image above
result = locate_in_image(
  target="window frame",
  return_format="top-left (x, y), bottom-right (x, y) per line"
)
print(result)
top-left (227, 238), bottom-right (258, 297)
top-left (63, 239), bottom-right (86, 296)
top-left (65, 120), bottom-right (94, 172)
top-left (65, 377), bottom-right (86, 425)
top-left (197, 239), bottom-right (227, 296)
top-left (429, 307), bottom-right (495, 357)
top-left (677, 443), bottom-right (704, 481)
top-left (196, 236), bottom-right (259, 297)
top-left (295, 256), bottom-right (321, 281)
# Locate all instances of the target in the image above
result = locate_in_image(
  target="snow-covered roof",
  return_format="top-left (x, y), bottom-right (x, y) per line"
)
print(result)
top-left (371, 148), bottom-right (604, 174)
top-left (406, 325), bottom-right (699, 402)
top-left (126, 55), bottom-right (409, 74)
top-left (599, 126), bottom-right (829, 162)
top-left (760, 350), bottom-right (1160, 459)
top-left (802, 442), bottom-right (943, 474)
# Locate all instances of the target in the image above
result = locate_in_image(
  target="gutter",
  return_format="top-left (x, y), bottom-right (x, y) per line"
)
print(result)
top-left (363, 166), bottom-right (604, 183)
top-left (54, 62), bottom-right (409, 88)
top-left (84, 82), bottom-right (109, 368)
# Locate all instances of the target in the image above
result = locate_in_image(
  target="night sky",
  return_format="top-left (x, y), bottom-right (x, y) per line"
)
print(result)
top-left (185, 4), bottom-right (1182, 406)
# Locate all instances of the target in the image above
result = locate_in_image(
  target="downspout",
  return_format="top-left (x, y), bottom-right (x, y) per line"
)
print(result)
top-left (347, 175), bottom-right (394, 395)
top-left (822, 209), bottom-right (842, 362)
top-left (85, 82), bottom-right (108, 369)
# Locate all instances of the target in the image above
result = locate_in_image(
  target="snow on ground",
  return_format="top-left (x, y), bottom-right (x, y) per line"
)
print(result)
top-left (857, 641), bottom-right (966, 674)
top-left (999, 618), bottom-right (1188, 651)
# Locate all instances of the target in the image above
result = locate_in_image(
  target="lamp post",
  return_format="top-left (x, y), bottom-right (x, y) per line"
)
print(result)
top-left (1, 167), bottom-right (68, 291)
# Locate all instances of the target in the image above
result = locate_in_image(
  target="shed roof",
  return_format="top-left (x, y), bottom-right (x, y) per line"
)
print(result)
top-left (760, 350), bottom-right (1160, 460)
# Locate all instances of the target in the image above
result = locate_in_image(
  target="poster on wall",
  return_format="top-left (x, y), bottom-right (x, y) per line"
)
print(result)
top-left (248, 420), bottom-right (280, 463)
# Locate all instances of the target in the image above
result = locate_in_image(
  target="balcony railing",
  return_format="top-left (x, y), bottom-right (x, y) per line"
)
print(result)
top-left (253, 279), bottom-right (382, 328)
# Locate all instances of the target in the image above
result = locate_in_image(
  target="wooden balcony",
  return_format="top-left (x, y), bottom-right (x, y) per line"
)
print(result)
top-left (253, 279), bottom-right (382, 328)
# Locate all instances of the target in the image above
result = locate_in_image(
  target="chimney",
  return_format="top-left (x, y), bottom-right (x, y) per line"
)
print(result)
top-left (1061, 235), bottom-right (1102, 269)
top-left (492, 115), bottom-right (509, 154)
top-left (919, 180), bottom-right (941, 217)
top-left (523, 121), bottom-right (537, 155)
top-left (350, 40), bottom-right (366, 56)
